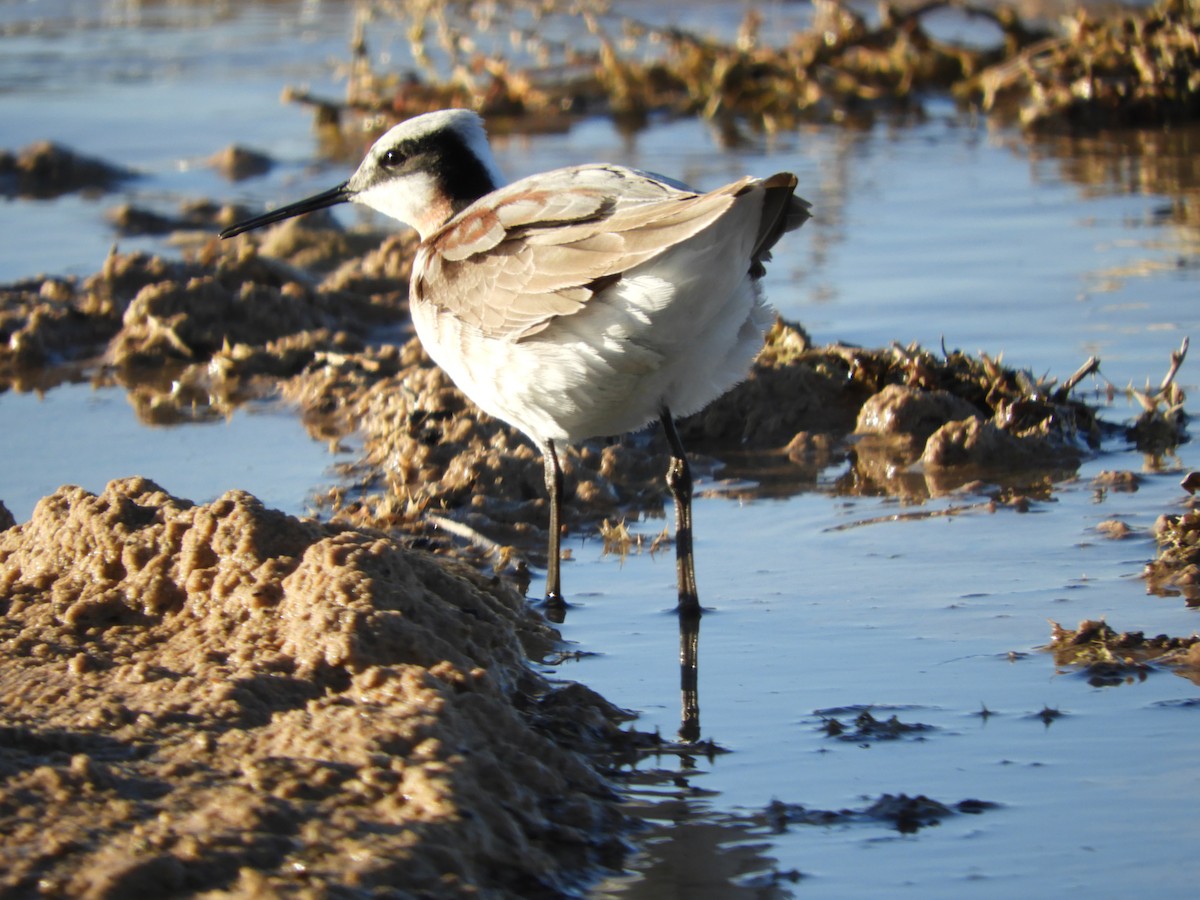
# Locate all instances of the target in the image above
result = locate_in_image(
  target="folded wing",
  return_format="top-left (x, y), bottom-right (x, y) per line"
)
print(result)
top-left (414, 166), bottom-right (802, 340)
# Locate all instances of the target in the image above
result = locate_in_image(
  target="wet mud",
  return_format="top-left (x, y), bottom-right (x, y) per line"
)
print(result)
top-left (0, 141), bottom-right (133, 199)
top-left (763, 793), bottom-right (998, 836)
top-left (818, 707), bottom-right (936, 743)
top-left (1147, 514), bottom-right (1200, 599)
top-left (1, 217), bottom-right (1137, 572)
top-left (0, 478), bottom-right (630, 897)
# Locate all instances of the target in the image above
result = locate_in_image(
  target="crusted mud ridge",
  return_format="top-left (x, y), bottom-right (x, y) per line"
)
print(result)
top-left (0, 478), bottom-right (630, 897)
top-left (1, 215), bottom-right (1133, 569)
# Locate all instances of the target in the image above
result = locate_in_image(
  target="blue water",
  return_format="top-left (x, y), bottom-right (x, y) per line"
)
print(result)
top-left (0, 382), bottom-right (338, 522)
top-left (2, 2), bottom-right (1199, 897)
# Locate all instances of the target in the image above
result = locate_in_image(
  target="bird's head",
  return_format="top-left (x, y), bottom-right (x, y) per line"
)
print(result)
top-left (220, 108), bottom-right (505, 241)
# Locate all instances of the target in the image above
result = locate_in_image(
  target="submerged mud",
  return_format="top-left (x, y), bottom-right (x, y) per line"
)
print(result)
top-left (0, 478), bottom-right (628, 897)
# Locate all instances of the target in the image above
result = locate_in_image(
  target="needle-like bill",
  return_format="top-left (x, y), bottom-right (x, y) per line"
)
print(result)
top-left (219, 182), bottom-right (353, 239)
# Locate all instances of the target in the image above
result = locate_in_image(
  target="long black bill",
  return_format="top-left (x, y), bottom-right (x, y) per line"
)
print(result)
top-left (219, 182), bottom-right (353, 239)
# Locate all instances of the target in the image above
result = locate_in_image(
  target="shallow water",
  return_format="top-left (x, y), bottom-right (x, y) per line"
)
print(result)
top-left (3, 1), bottom-right (1200, 896)
top-left (1, 381), bottom-right (338, 522)
top-left (560, 447), bottom-right (1200, 896)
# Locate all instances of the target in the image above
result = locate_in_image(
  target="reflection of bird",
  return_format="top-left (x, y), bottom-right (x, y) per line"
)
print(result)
top-left (221, 109), bottom-right (810, 615)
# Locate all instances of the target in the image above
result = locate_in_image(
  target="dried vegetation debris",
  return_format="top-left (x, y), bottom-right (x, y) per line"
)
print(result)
top-left (1045, 618), bottom-right (1200, 685)
top-left (849, 343), bottom-right (1102, 474)
top-left (0, 477), bottom-right (629, 897)
top-left (1145, 488), bottom-right (1200, 602)
top-left (303, 0), bottom-right (1200, 133)
top-left (331, 0), bottom-right (1020, 128)
top-left (289, 317), bottom-right (1120, 563)
top-left (974, 0), bottom-right (1200, 127)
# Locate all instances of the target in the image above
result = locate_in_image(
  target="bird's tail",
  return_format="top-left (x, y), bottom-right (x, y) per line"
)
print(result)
top-left (750, 172), bottom-right (812, 275)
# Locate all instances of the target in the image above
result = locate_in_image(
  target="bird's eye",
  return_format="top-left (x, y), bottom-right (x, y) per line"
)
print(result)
top-left (381, 148), bottom-right (404, 168)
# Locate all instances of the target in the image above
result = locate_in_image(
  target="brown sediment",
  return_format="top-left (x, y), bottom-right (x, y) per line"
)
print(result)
top-left (0, 231), bottom-right (403, 385)
top-left (0, 478), bottom-right (629, 897)
top-left (1092, 470), bottom-right (1141, 493)
top-left (1095, 519), bottom-right (1134, 540)
top-left (208, 144), bottom-right (273, 181)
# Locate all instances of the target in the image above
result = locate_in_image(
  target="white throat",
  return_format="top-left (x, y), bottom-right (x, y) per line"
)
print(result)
top-left (351, 170), bottom-right (455, 241)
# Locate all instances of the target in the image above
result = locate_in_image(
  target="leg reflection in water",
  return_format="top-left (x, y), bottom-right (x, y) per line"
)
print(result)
top-left (678, 607), bottom-right (701, 743)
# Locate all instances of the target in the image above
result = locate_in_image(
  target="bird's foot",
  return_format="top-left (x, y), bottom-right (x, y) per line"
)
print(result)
top-left (537, 590), bottom-right (569, 624)
top-left (675, 592), bottom-right (703, 620)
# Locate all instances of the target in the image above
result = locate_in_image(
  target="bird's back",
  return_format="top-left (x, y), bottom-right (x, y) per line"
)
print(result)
top-left (409, 164), bottom-right (809, 444)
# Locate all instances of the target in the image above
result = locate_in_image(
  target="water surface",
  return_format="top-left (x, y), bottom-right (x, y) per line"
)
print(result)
top-left (2, 2), bottom-right (1199, 896)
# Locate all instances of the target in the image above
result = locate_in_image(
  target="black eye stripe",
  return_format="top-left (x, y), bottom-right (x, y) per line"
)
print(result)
top-left (368, 129), bottom-right (499, 204)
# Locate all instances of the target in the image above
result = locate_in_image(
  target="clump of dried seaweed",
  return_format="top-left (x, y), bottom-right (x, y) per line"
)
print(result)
top-left (286, 0), bottom-right (1200, 137)
top-left (1145, 476), bottom-right (1200, 603)
top-left (972, 0), bottom-right (1200, 128)
top-left (1045, 618), bottom-right (1200, 685)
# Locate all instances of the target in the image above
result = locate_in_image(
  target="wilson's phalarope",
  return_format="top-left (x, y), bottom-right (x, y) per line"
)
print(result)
top-left (221, 109), bottom-right (810, 615)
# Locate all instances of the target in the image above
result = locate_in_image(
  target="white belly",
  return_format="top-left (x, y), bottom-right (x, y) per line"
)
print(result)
top-left (410, 203), bottom-right (773, 446)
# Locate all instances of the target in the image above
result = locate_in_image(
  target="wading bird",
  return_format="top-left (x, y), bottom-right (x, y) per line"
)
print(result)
top-left (221, 109), bottom-right (810, 615)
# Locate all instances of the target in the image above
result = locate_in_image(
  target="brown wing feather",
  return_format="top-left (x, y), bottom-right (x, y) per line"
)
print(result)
top-left (414, 174), bottom-right (767, 340)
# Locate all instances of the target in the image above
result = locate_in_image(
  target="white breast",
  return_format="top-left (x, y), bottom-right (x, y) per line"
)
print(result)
top-left (410, 191), bottom-right (773, 445)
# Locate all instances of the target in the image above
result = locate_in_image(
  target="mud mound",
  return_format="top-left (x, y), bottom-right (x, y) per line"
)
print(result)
top-left (0, 141), bottom-right (132, 198)
top-left (0, 479), bottom-right (626, 897)
top-left (0, 242), bottom-right (404, 381)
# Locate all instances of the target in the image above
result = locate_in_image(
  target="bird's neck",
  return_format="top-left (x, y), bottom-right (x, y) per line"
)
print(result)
top-left (438, 143), bottom-right (505, 220)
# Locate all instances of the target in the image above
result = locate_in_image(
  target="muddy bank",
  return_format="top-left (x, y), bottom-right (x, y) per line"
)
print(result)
top-left (0, 141), bottom-right (132, 199)
top-left (0, 478), bottom-right (630, 897)
top-left (2, 208), bottom-right (1163, 570)
top-left (1144, 475), bottom-right (1200, 604)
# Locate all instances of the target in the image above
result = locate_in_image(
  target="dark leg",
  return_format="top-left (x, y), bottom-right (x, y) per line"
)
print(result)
top-left (660, 409), bottom-right (700, 616)
top-left (542, 440), bottom-right (566, 609)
